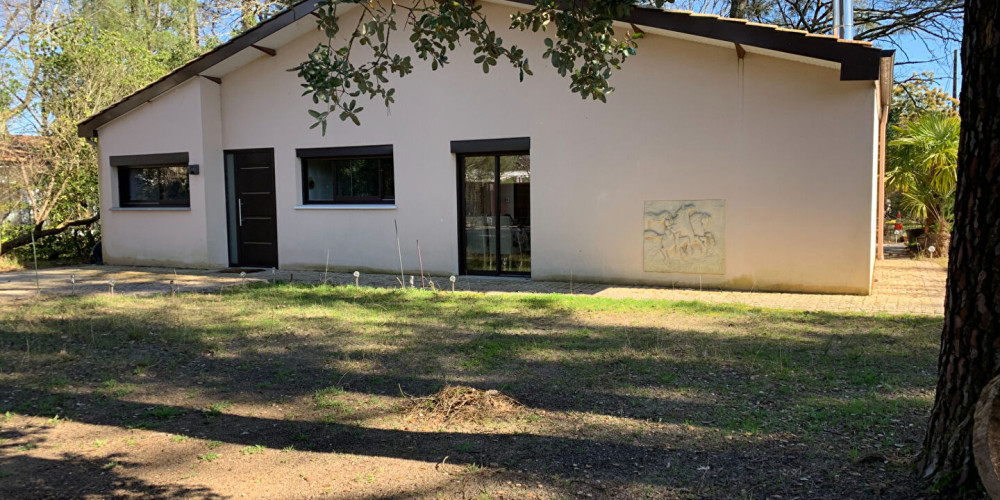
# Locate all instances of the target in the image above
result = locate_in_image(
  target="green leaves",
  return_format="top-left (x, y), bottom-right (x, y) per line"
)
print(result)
top-left (515, 0), bottom-right (648, 103)
top-left (338, 100), bottom-right (363, 126)
top-left (298, 0), bottom-right (655, 132)
top-left (887, 113), bottom-right (960, 227)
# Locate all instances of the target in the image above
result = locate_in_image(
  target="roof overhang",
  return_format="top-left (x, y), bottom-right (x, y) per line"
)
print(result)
top-left (77, 0), bottom-right (894, 138)
top-left (502, 0), bottom-right (890, 80)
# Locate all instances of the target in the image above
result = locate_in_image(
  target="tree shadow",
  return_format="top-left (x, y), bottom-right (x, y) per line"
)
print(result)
top-left (0, 384), bottom-right (911, 499)
top-left (0, 450), bottom-right (222, 499)
top-left (0, 285), bottom-right (941, 498)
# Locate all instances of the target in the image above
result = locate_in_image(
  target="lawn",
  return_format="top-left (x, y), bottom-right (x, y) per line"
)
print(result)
top-left (0, 284), bottom-right (941, 499)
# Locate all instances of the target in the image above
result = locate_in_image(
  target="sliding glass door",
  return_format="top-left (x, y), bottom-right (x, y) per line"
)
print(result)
top-left (459, 153), bottom-right (530, 275)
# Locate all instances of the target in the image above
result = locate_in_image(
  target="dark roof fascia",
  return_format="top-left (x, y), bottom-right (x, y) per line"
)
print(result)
top-left (109, 152), bottom-right (190, 167)
top-left (506, 0), bottom-right (889, 81)
top-left (878, 50), bottom-right (895, 108)
top-left (296, 144), bottom-right (394, 158)
top-left (451, 137), bottom-right (531, 154)
top-left (76, 0), bottom-right (323, 138)
top-left (79, 0), bottom-right (893, 138)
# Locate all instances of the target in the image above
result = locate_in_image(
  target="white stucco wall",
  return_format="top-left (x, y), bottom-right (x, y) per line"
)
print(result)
top-left (97, 78), bottom-right (226, 268)
top-left (96, 1), bottom-right (879, 293)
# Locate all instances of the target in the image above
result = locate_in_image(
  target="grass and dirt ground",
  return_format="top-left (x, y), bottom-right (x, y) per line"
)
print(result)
top-left (0, 284), bottom-right (942, 498)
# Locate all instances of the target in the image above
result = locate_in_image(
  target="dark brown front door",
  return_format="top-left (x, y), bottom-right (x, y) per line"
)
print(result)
top-left (227, 149), bottom-right (278, 267)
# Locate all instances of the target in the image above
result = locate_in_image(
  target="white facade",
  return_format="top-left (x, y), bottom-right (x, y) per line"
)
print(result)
top-left (91, 1), bottom-right (886, 294)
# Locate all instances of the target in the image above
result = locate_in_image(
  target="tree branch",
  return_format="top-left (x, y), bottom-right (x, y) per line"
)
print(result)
top-left (0, 213), bottom-right (100, 252)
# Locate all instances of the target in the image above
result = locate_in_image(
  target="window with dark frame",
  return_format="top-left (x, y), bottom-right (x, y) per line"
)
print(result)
top-left (451, 138), bottom-right (531, 276)
top-left (298, 145), bottom-right (394, 205)
top-left (111, 153), bottom-right (191, 208)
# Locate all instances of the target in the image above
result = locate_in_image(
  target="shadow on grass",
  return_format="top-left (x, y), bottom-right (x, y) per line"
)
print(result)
top-left (0, 384), bottom-right (879, 499)
top-left (0, 446), bottom-right (221, 499)
top-left (0, 284), bottom-right (943, 498)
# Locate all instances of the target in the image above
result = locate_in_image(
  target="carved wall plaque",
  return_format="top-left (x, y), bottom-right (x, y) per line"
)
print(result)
top-left (643, 200), bottom-right (726, 274)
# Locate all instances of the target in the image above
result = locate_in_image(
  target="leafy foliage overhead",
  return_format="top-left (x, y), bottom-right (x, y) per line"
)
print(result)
top-left (296, 0), bottom-right (671, 132)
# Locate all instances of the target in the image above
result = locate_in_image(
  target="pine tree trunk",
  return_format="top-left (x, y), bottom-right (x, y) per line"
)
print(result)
top-left (918, 0), bottom-right (1000, 492)
top-left (729, 0), bottom-right (749, 18)
top-left (187, 0), bottom-right (198, 50)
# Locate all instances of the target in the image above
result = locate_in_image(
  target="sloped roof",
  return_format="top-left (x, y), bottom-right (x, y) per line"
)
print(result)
top-left (603, 2), bottom-right (892, 80)
top-left (77, 0), bottom-right (893, 138)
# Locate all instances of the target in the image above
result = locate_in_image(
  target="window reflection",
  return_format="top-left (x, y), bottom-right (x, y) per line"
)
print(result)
top-left (121, 165), bottom-right (190, 207)
top-left (303, 157), bottom-right (394, 204)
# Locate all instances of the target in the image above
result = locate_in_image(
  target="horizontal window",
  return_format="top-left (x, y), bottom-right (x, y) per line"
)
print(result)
top-left (299, 146), bottom-right (394, 205)
top-left (118, 164), bottom-right (191, 207)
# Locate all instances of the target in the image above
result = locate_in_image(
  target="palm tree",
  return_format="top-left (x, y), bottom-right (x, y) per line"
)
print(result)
top-left (886, 112), bottom-right (959, 253)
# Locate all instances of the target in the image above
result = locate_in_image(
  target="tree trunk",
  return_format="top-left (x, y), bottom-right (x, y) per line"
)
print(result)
top-left (919, 0), bottom-right (1000, 493)
top-left (187, 0), bottom-right (199, 50)
top-left (0, 214), bottom-right (100, 252)
top-left (729, 0), bottom-right (749, 18)
top-left (926, 200), bottom-right (950, 256)
top-left (934, 218), bottom-right (951, 257)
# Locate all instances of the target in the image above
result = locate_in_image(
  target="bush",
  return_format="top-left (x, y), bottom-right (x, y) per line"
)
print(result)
top-left (2, 223), bottom-right (100, 265)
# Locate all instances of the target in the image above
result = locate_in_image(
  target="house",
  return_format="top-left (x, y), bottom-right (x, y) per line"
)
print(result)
top-left (77, 0), bottom-right (893, 294)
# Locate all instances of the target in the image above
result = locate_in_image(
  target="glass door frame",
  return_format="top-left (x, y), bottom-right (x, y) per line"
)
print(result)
top-left (457, 150), bottom-right (530, 277)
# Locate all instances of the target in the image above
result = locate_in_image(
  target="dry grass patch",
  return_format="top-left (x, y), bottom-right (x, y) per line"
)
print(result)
top-left (0, 254), bottom-right (22, 272)
top-left (405, 385), bottom-right (523, 425)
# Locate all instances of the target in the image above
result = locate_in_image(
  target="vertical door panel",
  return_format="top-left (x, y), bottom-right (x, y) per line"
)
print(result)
top-left (463, 155), bottom-right (497, 273)
top-left (499, 154), bottom-right (530, 274)
top-left (230, 149), bottom-right (278, 268)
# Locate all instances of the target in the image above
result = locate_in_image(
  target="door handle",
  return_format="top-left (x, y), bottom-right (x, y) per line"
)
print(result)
top-left (238, 199), bottom-right (244, 227)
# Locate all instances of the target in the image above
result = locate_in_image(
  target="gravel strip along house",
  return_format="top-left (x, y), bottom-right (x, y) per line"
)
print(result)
top-left (78, 0), bottom-right (893, 294)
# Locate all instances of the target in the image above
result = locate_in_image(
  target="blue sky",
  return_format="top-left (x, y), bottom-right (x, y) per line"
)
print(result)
top-left (672, 0), bottom-right (965, 96)
top-left (882, 31), bottom-right (962, 96)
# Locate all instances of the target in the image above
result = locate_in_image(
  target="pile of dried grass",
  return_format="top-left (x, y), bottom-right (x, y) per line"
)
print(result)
top-left (406, 385), bottom-right (522, 424)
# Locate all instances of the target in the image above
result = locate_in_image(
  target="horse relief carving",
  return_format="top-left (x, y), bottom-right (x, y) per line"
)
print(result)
top-left (643, 200), bottom-right (725, 274)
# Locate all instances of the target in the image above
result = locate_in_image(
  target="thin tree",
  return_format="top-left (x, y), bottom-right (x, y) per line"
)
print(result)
top-left (0, 0), bottom-right (53, 137)
top-left (0, 12), bottom-right (182, 252)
